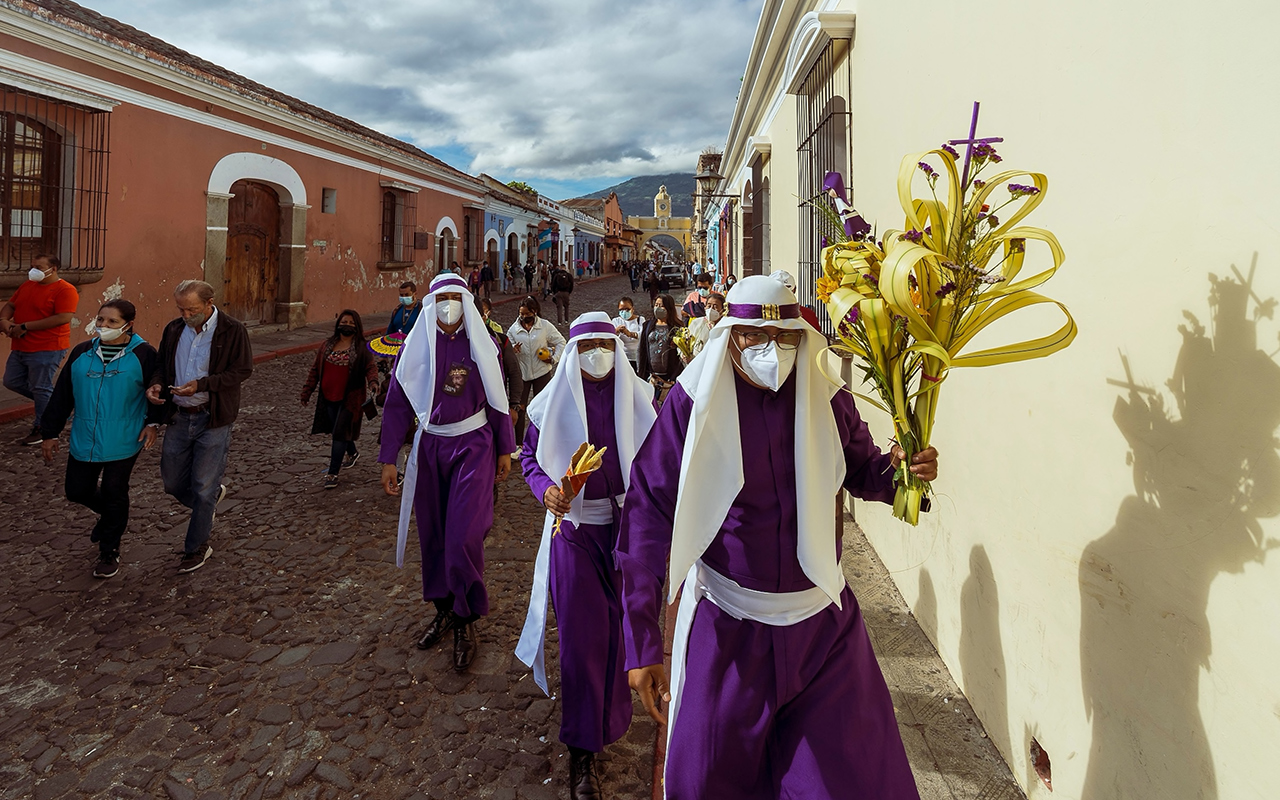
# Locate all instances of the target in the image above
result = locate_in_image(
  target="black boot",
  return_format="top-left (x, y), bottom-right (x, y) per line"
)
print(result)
top-left (453, 619), bottom-right (477, 672)
top-left (416, 609), bottom-right (455, 650)
top-left (568, 746), bottom-right (602, 799)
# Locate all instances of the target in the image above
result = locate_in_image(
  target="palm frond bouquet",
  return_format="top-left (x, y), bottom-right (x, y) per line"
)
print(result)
top-left (815, 130), bottom-right (1076, 524)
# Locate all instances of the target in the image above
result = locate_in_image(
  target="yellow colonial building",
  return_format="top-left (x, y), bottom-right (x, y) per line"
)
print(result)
top-left (626, 185), bottom-right (692, 259)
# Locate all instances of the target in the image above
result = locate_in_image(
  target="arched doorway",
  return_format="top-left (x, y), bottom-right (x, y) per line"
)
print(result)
top-left (486, 238), bottom-right (500, 271)
top-left (506, 232), bottom-right (519, 269)
top-left (225, 180), bottom-right (280, 325)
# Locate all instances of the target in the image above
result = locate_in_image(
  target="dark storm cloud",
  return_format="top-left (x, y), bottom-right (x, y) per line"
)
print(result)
top-left (88, 0), bottom-right (764, 185)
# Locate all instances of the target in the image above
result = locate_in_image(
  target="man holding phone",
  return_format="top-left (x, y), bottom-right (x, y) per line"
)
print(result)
top-left (146, 279), bottom-right (253, 574)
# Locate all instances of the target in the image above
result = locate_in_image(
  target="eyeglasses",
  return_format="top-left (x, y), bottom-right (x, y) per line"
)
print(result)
top-left (734, 329), bottom-right (805, 351)
top-left (578, 340), bottom-right (617, 353)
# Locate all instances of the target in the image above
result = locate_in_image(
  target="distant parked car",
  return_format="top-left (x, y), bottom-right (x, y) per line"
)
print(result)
top-left (660, 263), bottom-right (686, 289)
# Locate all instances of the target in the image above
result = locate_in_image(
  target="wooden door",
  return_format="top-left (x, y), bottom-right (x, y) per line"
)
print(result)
top-left (225, 180), bottom-right (280, 324)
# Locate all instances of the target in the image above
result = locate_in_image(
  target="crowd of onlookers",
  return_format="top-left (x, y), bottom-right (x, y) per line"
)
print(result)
top-left (0, 251), bottom-right (740, 583)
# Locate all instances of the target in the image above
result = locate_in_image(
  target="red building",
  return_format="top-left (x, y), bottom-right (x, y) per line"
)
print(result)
top-left (0, 0), bottom-right (485, 349)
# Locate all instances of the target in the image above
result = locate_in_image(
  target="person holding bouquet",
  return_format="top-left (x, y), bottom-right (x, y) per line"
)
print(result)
top-left (516, 312), bottom-right (658, 799)
top-left (618, 276), bottom-right (937, 799)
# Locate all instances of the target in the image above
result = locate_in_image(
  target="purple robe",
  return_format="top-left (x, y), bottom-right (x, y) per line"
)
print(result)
top-left (617, 374), bottom-right (920, 799)
top-left (522, 372), bottom-right (631, 752)
top-left (380, 327), bottom-right (516, 619)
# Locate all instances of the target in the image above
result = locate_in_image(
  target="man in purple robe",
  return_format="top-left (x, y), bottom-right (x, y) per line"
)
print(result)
top-left (380, 272), bottom-right (515, 672)
top-left (618, 276), bottom-right (938, 799)
top-left (516, 312), bottom-right (658, 799)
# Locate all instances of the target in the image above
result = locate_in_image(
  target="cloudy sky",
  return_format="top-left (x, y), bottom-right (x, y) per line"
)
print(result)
top-left (87, 0), bottom-right (764, 199)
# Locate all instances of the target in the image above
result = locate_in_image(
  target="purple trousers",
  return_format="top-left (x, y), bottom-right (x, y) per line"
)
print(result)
top-left (550, 519), bottom-right (631, 751)
top-left (413, 428), bottom-right (495, 619)
top-left (667, 586), bottom-right (919, 800)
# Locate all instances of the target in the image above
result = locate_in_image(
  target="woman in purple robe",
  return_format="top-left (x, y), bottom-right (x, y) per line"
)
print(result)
top-left (617, 276), bottom-right (938, 799)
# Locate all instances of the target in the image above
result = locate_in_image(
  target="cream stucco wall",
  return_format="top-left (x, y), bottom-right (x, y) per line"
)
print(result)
top-left (843, 2), bottom-right (1280, 799)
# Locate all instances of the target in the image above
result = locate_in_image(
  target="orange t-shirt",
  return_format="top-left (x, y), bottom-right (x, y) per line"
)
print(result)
top-left (9, 278), bottom-right (79, 352)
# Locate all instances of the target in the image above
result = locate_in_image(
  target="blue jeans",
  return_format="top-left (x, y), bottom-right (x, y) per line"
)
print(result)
top-left (4, 348), bottom-right (67, 423)
top-left (160, 410), bottom-right (232, 555)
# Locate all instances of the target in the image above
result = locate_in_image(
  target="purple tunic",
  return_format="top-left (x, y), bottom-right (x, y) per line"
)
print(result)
top-left (522, 373), bottom-right (631, 752)
top-left (617, 374), bottom-right (919, 799)
top-left (380, 327), bottom-right (516, 619)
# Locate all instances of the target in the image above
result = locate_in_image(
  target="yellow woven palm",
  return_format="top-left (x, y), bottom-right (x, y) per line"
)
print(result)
top-left (820, 146), bottom-right (1077, 523)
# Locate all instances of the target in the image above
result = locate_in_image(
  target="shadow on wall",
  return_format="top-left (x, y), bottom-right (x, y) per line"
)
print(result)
top-left (960, 546), bottom-right (1012, 764)
top-left (914, 567), bottom-right (938, 645)
top-left (1079, 261), bottom-right (1280, 799)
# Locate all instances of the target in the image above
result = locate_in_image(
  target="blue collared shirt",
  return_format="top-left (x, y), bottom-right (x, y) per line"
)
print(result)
top-left (174, 306), bottom-right (219, 407)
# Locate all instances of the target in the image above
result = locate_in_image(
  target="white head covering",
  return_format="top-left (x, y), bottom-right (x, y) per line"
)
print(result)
top-left (669, 275), bottom-right (847, 606)
top-left (770, 269), bottom-right (798, 294)
top-left (526, 311), bottom-right (657, 524)
top-left (394, 272), bottom-right (510, 422)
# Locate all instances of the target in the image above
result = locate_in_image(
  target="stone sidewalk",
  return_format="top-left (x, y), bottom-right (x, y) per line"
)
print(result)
top-left (0, 271), bottom-right (1025, 799)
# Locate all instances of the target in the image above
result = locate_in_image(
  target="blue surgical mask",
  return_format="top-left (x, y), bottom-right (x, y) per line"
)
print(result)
top-left (399, 296), bottom-right (415, 306)
top-left (619, 309), bottom-right (632, 320)
top-left (698, 288), bottom-right (710, 298)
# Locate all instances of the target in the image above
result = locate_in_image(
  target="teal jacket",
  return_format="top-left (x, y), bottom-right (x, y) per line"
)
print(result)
top-left (41, 334), bottom-right (161, 463)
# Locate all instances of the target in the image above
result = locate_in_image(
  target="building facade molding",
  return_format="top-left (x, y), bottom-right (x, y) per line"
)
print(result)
top-left (784, 10), bottom-right (856, 95)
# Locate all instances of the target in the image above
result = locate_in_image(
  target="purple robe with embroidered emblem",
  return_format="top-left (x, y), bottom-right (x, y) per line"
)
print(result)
top-left (380, 327), bottom-right (515, 619)
top-left (617, 373), bottom-right (920, 799)
top-left (522, 372), bottom-right (631, 752)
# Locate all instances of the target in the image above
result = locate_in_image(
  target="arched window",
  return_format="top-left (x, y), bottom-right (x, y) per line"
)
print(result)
top-left (436, 227), bottom-right (456, 271)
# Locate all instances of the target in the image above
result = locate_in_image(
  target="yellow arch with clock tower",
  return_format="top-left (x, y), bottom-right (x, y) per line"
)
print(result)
top-left (626, 185), bottom-right (693, 257)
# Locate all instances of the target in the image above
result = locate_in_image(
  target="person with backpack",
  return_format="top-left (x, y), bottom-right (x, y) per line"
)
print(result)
top-left (551, 264), bottom-right (575, 324)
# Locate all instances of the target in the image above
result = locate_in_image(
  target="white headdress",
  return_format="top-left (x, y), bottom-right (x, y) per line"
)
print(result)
top-left (394, 272), bottom-right (509, 423)
top-left (669, 274), bottom-right (847, 606)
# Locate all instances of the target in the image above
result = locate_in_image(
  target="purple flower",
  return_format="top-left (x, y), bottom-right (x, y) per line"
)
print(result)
top-left (988, 214), bottom-right (999, 226)
top-left (917, 161), bottom-right (939, 182)
top-left (901, 229), bottom-right (924, 243)
top-left (1007, 183), bottom-right (1041, 198)
top-left (940, 143), bottom-right (959, 158)
top-left (935, 281), bottom-right (957, 298)
top-left (973, 142), bottom-right (1001, 164)
top-left (973, 179), bottom-right (987, 189)
top-left (837, 306), bottom-right (862, 339)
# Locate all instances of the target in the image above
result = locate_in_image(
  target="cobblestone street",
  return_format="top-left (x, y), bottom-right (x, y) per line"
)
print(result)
top-left (0, 275), bottom-right (659, 800)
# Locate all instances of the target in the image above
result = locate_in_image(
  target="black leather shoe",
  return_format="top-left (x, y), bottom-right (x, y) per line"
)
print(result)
top-left (568, 747), bottom-right (603, 799)
top-left (416, 610), bottom-right (455, 650)
top-left (452, 620), bottom-right (477, 672)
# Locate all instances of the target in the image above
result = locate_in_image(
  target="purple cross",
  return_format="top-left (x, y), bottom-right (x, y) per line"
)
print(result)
top-left (948, 101), bottom-right (1003, 188)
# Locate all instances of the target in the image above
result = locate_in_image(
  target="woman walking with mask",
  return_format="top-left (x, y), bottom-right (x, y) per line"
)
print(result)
top-left (301, 310), bottom-right (379, 489)
top-left (39, 300), bottom-right (161, 579)
top-left (636, 293), bottom-right (684, 403)
top-left (507, 296), bottom-right (566, 448)
top-left (612, 296), bottom-right (644, 373)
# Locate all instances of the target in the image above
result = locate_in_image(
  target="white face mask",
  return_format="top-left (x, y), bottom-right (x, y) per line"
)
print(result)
top-left (579, 348), bottom-right (615, 379)
top-left (737, 340), bottom-right (798, 392)
top-left (436, 299), bottom-right (463, 326)
top-left (96, 326), bottom-right (127, 343)
top-left (707, 308), bottom-right (722, 324)
top-left (27, 267), bottom-right (46, 282)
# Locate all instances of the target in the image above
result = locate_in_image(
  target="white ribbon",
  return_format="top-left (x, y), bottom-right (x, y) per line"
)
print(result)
top-left (394, 409), bottom-right (488, 568)
top-left (664, 560), bottom-right (840, 796)
top-left (516, 495), bottom-right (624, 693)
